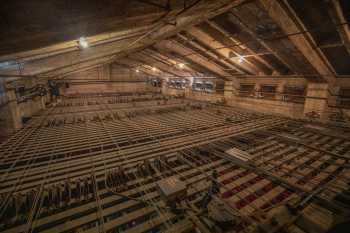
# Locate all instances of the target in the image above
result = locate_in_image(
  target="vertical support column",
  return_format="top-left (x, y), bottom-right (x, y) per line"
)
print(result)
top-left (105, 64), bottom-right (111, 80)
top-left (22, 100), bottom-right (33, 119)
top-left (303, 83), bottom-right (329, 121)
top-left (224, 81), bottom-right (233, 100)
top-left (99, 64), bottom-right (111, 80)
top-left (6, 89), bottom-right (22, 130)
top-left (327, 85), bottom-right (340, 107)
top-left (32, 95), bottom-right (46, 112)
top-left (161, 79), bottom-right (168, 96)
top-left (185, 86), bottom-right (192, 98)
top-left (228, 79), bottom-right (241, 104)
top-left (254, 83), bottom-right (261, 98)
top-left (276, 82), bottom-right (285, 101)
top-left (326, 85), bottom-right (341, 122)
top-left (40, 96), bottom-right (46, 110)
top-left (21, 79), bottom-right (34, 117)
top-left (185, 77), bottom-right (194, 99)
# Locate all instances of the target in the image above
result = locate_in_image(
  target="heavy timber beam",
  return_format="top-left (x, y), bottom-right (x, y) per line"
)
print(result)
top-left (0, 13), bottom-right (159, 57)
top-left (126, 56), bottom-right (180, 78)
top-left (0, 25), bottom-right (152, 63)
top-left (328, 0), bottom-right (350, 55)
top-left (178, 32), bottom-right (247, 75)
top-left (139, 50), bottom-right (193, 77)
top-left (0, 0), bottom-right (247, 78)
top-left (203, 20), bottom-right (275, 74)
top-left (0, 38), bottom-right (142, 76)
top-left (113, 61), bottom-right (162, 78)
top-left (144, 49), bottom-right (195, 76)
top-left (153, 43), bottom-right (222, 77)
top-left (0, 0), bottom-right (217, 62)
top-left (136, 0), bottom-right (170, 10)
top-left (186, 26), bottom-right (261, 75)
top-left (226, 8), bottom-right (312, 76)
top-left (175, 33), bottom-right (242, 76)
top-left (39, 56), bottom-right (116, 78)
top-left (55, 62), bottom-right (113, 80)
top-left (0, 0), bottom-right (204, 56)
top-left (0, 74), bottom-right (40, 78)
top-left (157, 40), bottom-right (233, 79)
top-left (111, 61), bottom-right (162, 79)
top-left (115, 57), bottom-right (156, 74)
top-left (258, 0), bottom-right (336, 84)
top-left (128, 53), bottom-right (187, 77)
top-left (148, 47), bottom-right (204, 76)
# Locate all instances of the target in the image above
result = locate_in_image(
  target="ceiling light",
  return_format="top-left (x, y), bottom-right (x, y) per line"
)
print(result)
top-left (152, 67), bottom-right (157, 72)
top-left (136, 69), bottom-right (140, 73)
top-left (178, 63), bottom-right (185, 69)
top-left (238, 56), bottom-right (244, 63)
top-left (78, 37), bottom-right (89, 49)
top-left (0, 60), bottom-right (17, 69)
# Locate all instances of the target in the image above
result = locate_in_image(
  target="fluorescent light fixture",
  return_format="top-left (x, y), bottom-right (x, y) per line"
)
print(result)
top-left (0, 60), bottom-right (17, 69)
top-left (79, 37), bottom-right (89, 49)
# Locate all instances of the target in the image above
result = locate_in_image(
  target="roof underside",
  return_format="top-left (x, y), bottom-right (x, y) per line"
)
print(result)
top-left (0, 0), bottom-right (349, 82)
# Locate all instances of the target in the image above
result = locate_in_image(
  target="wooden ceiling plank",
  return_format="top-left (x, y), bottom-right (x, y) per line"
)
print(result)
top-left (147, 47), bottom-right (204, 76)
top-left (204, 20), bottom-right (275, 74)
top-left (175, 33), bottom-right (244, 75)
top-left (0, 0), bottom-right (247, 79)
top-left (328, 0), bottom-right (350, 55)
top-left (258, 0), bottom-right (336, 83)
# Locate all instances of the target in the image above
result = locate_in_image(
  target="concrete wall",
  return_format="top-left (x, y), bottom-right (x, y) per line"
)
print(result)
top-left (19, 97), bottom-right (45, 118)
top-left (224, 78), bottom-right (306, 118)
top-left (238, 77), bottom-right (307, 87)
top-left (186, 91), bottom-right (224, 103)
top-left (225, 79), bottom-right (350, 122)
top-left (162, 79), bottom-right (304, 118)
top-left (162, 87), bottom-right (186, 97)
top-left (0, 85), bottom-right (45, 142)
top-left (160, 78), bottom-right (315, 120)
top-left (227, 97), bottom-right (304, 118)
top-left (0, 80), bottom-right (12, 142)
top-left (303, 83), bottom-right (329, 121)
top-left (162, 85), bottom-right (224, 103)
top-left (0, 79), bottom-right (7, 106)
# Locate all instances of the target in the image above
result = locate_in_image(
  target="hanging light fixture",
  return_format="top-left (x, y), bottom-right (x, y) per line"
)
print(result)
top-left (178, 63), bottom-right (185, 69)
top-left (78, 37), bottom-right (89, 49)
